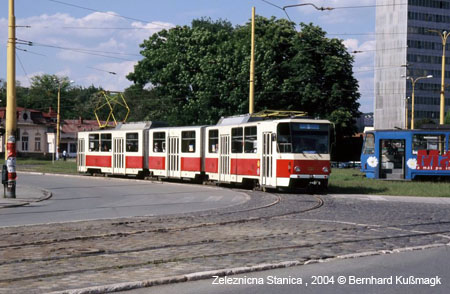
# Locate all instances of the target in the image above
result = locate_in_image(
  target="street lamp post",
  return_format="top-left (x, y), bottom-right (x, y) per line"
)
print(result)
top-left (54, 78), bottom-right (74, 160)
top-left (429, 30), bottom-right (450, 125)
top-left (404, 75), bottom-right (433, 130)
top-left (282, 3), bottom-right (333, 21)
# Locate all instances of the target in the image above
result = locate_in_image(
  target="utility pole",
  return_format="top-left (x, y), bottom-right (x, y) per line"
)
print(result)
top-left (249, 6), bottom-right (255, 114)
top-left (56, 82), bottom-right (61, 161)
top-left (5, 0), bottom-right (17, 198)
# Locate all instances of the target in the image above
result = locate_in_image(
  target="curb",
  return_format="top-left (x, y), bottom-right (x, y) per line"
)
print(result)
top-left (0, 188), bottom-right (52, 209)
top-left (47, 242), bottom-right (450, 294)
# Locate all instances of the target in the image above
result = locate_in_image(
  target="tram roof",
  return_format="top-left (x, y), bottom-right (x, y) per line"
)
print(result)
top-left (216, 113), bottom-right (330, 126)
top-left (78, 121), bottom-right (168, 133)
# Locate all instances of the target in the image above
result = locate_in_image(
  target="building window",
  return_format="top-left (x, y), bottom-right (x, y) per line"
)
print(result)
top-left (89, 134), bottom-right (100, 151)
top-left (244, 126), bottom-right (257, 153)
top-left (153, 132), bottom-right (166, 152)
top-left (35, 135), bottom-right (41, 151)
top-left (231, 127), bottom-right (243, 153)
top-left (126, 133), bottom-right (139, 152)
top-left (22, 133), bottom-right (29, 151)
top-left (70, 143), bottom-right (77, 153)
top-left (181, 131), bottom-right (196, 153)
top-left (208, 129), bottom-right (219, 153)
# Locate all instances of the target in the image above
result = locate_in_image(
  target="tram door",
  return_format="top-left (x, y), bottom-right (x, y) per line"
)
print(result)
top-left (261, 132), bottom-right (274, 186)
top-left (113, 137), bottom-right (125, 174)
top-left (77, 138), bottom-right (85, 171)
top-left (168, 136), bottom-right (180, 178)
top-left (219, 135), bottom-right (230, 182)
top-left (379, 139), bottom-right (405, 179)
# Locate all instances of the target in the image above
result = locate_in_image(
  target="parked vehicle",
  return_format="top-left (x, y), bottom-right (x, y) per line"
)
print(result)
top-left (361, 127), bottom-right (450, 180)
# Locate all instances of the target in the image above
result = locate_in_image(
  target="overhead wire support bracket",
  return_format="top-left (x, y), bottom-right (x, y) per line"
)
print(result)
top-left (251, 110), bottom-right (308, 118)
top-left (94, 91), bottom-right (130, 128)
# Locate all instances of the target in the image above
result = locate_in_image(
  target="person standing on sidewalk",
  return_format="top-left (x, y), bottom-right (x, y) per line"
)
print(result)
top-left (62, 150), bottom-right (67, 161)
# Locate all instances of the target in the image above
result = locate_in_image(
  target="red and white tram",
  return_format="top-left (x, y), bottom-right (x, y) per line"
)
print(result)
top-left (77, 114), bottom-right (331, 189)
top-left (77, 121), bottom-right (166, 176)
top-left (202, 115), bottom-right (331, 189)
top-left (148, 126), bottom-right (205, 180)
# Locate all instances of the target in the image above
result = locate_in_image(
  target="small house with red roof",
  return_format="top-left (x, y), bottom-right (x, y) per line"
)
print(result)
top-left (0, 107), bottom-right (109, 158)
top-left (0, 107), bottom-right (56, 156)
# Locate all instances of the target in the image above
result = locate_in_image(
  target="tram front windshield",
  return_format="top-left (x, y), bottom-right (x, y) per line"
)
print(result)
top-left (277, 123), bottom-right (329, 154)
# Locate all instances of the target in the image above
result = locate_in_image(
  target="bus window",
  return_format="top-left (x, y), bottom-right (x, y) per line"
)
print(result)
top-left (182, 131), bottom-right (196, 153)
top-left (153, 132), bottom-right (166, 152)
top-left (126, 133), bottom-right (139, 152)
top-left (413, 134), bottom-right (445, 155)
top-left (100, 133), bottom-right (111, 151)
top-left (209, 129), bottom-right (218, 153)
top-left (363, 133), bottom-right (375, 154)
top-left (232, 127), bottom-right (243, 153)
top-left (89, 134), bottom-right (99, 152)
top-left (244, 126), bottom-right (257, 153)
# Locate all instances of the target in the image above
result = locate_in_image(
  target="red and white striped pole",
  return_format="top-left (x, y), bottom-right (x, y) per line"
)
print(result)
top-left (5, 0), bottom-right (17, 198)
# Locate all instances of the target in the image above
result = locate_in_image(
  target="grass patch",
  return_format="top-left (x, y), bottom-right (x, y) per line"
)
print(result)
top-left (2, 158), bottom-right (78, 175)
top-left (329, 168), bottom-right (450, 197)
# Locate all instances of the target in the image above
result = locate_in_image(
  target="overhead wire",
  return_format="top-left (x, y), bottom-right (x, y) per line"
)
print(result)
top-left (16, 52), bottom-right (32, 86)
top-left (48, 0), bottom-right (174, 29)
top-left (16, 39), bottom-right (139, 61)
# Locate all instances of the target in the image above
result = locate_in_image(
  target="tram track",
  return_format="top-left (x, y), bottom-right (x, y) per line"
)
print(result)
top-left (0, 192), bottom-right (318, 250)
top-left (2, 191), bottom-right (450, 293)
top-left (1, 226), bottom-right (450, 284)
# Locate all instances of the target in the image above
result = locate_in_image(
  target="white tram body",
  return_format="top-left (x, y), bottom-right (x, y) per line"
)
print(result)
top-left (77, 115), bottom-right (331, 189)
top-left (77, 121), bottom-right (165, 176)
top-left (203, 115), bottom-right (331, 188)
top-left (148, 126), bottom-right (205, 180)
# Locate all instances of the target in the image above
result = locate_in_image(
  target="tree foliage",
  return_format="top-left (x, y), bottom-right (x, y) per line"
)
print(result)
top-left (127, 17), bottom-right (360, 135)
top-left (1, 74), bottom-right (103, 120)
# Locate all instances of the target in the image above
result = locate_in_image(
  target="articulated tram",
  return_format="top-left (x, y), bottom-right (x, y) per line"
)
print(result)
top-left (77, 114), bottom-right (332, 189)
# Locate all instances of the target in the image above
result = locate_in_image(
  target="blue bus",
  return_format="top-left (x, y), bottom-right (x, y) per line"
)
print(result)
top-left (360, 128), bottom-right (450, 180)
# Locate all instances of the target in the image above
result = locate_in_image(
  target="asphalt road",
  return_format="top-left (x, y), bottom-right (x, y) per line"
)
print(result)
top-left (121, 246), bottom-right (450, 294)
top-left (0, 173), bottom-right (247, 227)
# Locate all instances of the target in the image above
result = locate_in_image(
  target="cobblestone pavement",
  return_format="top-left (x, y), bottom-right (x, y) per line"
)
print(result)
top-left (0, 189), bottom-right (449, 293)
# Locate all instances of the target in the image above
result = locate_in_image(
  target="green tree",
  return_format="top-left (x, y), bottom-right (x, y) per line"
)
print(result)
top-left (445, 111), bottom-right (450, 125)
top-left (127, 17), bottom-right (360, 135)
top-left (25, 74), bottom-right (103, 120)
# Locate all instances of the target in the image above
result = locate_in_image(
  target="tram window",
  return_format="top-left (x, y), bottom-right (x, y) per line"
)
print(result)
top-left (88, 134), bottom-right (99, 152)
top-left (182, 131), bottom-right (196, 153)
top-left (277, 123), bottom-right (292, 153)
top-left (153, 132), bottom-right (166, 152)
top-left (363, 133), bottom-right (375, 154)
top-left (100, 133), bottom-right (111, 151)
top-left (126, 133), bottom-right (139, 152)
top-left (244, 126), bottom-right (257, 153)
top-left (413, 134), bottom-right (445, 154)
top-left (232, 127), bottom-right (243, 153)
top-left (209, 129), bottom-right (219, 153)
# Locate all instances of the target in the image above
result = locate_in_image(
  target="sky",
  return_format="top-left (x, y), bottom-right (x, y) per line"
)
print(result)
top-left (0, 0), bottom-right (376, 113)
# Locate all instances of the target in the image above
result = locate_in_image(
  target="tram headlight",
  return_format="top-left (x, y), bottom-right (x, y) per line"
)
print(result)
top-left (322, 167), bottom-right (329, 173)
top-left (294, 166), bottom-right (301, 173)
